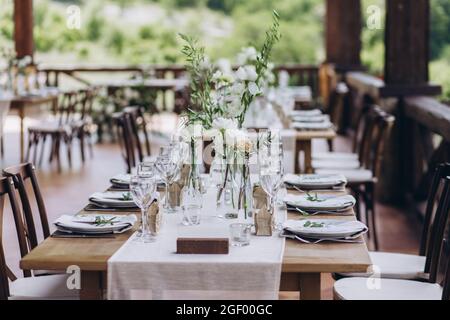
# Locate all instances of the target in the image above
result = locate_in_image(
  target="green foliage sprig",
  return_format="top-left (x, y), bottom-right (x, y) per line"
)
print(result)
top-left (179, 33), bottom-right (220, 129)
top-left (237, 10), bottom-right (281, 127)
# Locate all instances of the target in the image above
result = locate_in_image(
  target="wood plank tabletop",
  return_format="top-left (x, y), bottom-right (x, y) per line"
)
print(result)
top-left (20, 189), bottom-right (371, 274)
top-left (295, 129), bottom-right (336, 140)
top-left (10, 94), bottom-right (58, 106)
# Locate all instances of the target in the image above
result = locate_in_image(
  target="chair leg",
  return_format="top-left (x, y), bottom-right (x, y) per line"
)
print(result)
top-left (49, 135), bottom-right (55, 163)
top-left (366, 183), bottom-right (378, 250)
top-left (0, 135), bottom-right (4, 159)
top-left (33, 135), bottom-right (39, 166)
top-left (26, 131), bottom-right (34, 162)
top-left (327, 138), bottom-right (333, 152)
top-left (65, 136), bottom-right (72, 168)
top-left (54, 134), bottom-right (62, 173)
top-left (79, 131), bottom-right (86, 163)
top-left (39, 134), bottom-right (47, 167)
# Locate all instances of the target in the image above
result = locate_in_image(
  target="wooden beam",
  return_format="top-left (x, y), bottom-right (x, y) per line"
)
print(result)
top-left (384, 0), bottom-right (429, 85)
top-left (14, 0), bottom-right (34, 59)
top-left (326, 0), bottom-right (362, 70)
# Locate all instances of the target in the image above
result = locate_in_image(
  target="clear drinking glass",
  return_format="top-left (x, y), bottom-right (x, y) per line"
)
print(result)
top-left (130, 174), bottom-right (157, 243)
top-left (229, 223), bottom-right (252, 247)
top-left (154, 146), bottom-right (179, 213)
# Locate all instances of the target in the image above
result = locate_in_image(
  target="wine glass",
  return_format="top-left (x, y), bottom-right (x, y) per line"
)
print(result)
top-left (130, 173), bottom-right (157, 243)
top-left (258, 142), bottom-right (284, 215)
top-left (154, 146), bottom-right (179, 213)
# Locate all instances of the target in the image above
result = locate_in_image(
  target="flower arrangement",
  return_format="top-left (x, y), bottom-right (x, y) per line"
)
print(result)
top-left (179, 10), bottom-right (281, 221)
top-left (180, 10), bottom-right (280, 130)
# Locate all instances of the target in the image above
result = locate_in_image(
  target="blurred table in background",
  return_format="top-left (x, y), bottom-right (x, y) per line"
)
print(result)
top-left (10, 93), bottom-right (59, 162)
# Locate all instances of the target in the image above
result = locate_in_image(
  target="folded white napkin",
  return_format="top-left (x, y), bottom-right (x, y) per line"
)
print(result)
top-left (284, 173), bottom-right (347, 188)
top-left (289, 109), bottom-right (322, 117)
top-left (283, 219), bottom-right (367, 238)
top-left (110, 174), bottom-right (131, 185)
top-left (54, 214), bottom-right (137, 233)
top-left (89, 191), bottom-right (136, 207)
top-left (283, 193), bottom-right (356, 210)
top-left (291, 115), bottom-right (330, 123)
top-left (291, 121), bottom-right (334, 130)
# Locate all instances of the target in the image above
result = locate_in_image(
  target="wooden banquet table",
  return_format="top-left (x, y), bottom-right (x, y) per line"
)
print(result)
top-left (10, 94), bottom-right (59, 162)
top-left (20, 187), bottom-right (371, 300)
top-left (294, 129), bottom-right (337, 174)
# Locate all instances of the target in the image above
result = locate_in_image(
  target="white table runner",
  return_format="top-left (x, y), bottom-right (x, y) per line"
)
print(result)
top-left (107, 194), bottom-right (285, 300)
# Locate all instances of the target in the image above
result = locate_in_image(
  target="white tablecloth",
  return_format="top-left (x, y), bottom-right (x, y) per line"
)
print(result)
top-left (107, 190), bottom-right (285, 300)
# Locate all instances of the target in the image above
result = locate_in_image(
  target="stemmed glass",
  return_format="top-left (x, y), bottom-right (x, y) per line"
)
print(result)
top-left (258, 137), bottom-right (284, 228)
top-left (154, 145), bottom-right (179, 213)
top-left (130, 165), bottom-right (157, 243)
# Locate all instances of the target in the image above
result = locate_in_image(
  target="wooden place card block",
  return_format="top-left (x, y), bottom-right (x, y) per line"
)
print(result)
top-left (176, 238), bottom-right (229, 254)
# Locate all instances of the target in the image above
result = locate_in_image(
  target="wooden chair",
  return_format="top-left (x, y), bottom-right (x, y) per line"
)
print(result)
top-left (27, 88), bottom-right (97, 171)
top-left (123, 106), bottom-right (151, 162)
top-left (335, 163), bottom-right (450, 280)
top-left (0, 176), bottom-right (78, 300)
top-left (326, 83), bottom-right (348, 138)
top-left (27, 91), bottom-right (77, 171)
top-left (113, 107), bottom-right (154, 173)
top-left (113, 112), bottom-right (136, 173)
top-left (315, 107), bottom-right (396, 250)
top-left (312, 103), bottom-right (372, 163)
top-left (2, 163), bottom-right (50, 254)
top-left (71, 88), bottom-right (97, 162)
top-left (0, 177), bottom-right (79, 300)
top-left (334, 177), bottom-right (450, 300)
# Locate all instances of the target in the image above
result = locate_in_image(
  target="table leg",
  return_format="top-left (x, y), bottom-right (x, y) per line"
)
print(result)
top-left (303, 140), bottom-right (313, 173)
top-left (19, 107), bottom-right (25, 163)
top-left (80, 271), bottom-right (104, 300)
top-left (295, 140), bottom-right (302, 174)
top-left (299, 273), bottom-right (321, 300)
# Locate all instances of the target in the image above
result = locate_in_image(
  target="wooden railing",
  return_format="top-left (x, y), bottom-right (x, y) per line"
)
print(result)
top-left (38, 64), bottom-right (320, 97)
top-left (344, 71), bottom-right (450, 210)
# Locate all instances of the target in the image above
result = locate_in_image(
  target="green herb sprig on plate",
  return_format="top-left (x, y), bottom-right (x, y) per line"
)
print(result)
top-left (94, 216), bottom-right (117, 226)
top-left (305, 191), bottom-right (326, 202)
top-left (122, 192), bottom-right (132, 201)
top-left (303, 221), bottom-right (325, 228)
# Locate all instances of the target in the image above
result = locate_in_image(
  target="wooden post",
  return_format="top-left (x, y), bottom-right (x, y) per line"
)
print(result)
top-left (379, 0), bottom-right (441, 203)
top-left (325, 0), bottom-right (362, 71)
top-left (385, 0), bottom-right (428, 85)
top-left (14, 0), bottom-right (34, 59)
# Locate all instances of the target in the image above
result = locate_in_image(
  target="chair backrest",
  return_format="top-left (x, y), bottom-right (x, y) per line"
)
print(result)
top-left (357, 106), bottom-right (386, 170)
top-left (326, 83), bottom-right (348, 133)
top-left (0, 176), bottom-right (32, 300)
top-left (420, 163), bottom-right (450, 257)
top-left (2, 163), bottom-right (50, 253)
top-left (369, 110), bottom-right (395, 179)
top-left (76, 87), bottom-right (97, 120)
top-left (57, 91), bottom-right (77, 126)
top-left (425, 176), bottom-right (450, 299)
top-left (113, 112), bottom-right (136, 173)
top-left (123, 106), bottom-right (151, 161)
top-left (351, 104), bottom-right (372, 155)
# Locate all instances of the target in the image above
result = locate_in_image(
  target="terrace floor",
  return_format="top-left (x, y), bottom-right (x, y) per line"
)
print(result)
top-left (1, 114), bottom-right (422, 300)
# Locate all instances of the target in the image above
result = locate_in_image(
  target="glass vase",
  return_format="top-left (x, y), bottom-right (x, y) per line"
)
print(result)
top-left (234, 156), bottom-right (253, 222)
top-left (180, 137), bottom-right (202, 225)
top-left (216, 162), bottom-right (239, 219)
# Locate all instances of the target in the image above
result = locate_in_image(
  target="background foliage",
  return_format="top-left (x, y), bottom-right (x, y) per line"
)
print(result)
top-left (0, 0), bottom-right (449, 100)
